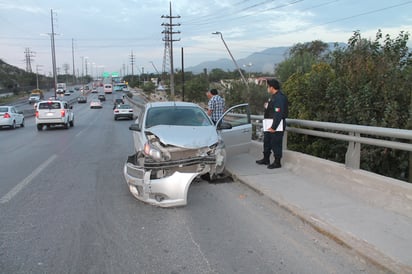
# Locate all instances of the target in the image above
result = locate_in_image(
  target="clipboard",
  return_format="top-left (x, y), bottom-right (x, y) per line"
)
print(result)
top-left (263, 119), bottom-right (283, 132)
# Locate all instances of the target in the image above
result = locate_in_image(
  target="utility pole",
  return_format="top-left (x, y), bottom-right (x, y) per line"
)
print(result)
top-left (181, 47), bottom-right (185, 101)
top-left (161, 1), bottom-right (180, 98)
top-left (50, 9), bottom-right (58, 98)
top-left (130, 50), bottom-right (135, 81)
top-left (36, 65), bottom-right (43, 89)
top-left (72, 38), bottom-right (76, 84)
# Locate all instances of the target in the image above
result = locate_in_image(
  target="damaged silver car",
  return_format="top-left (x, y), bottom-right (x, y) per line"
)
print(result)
top-left (123, 101), bottom-right (251, 207)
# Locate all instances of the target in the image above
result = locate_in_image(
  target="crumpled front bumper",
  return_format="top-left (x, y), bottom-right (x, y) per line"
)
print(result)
top-left (123, 162), bottom-right (200, 207)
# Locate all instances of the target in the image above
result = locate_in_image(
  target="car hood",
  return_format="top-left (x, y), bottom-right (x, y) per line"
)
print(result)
top-left (146, 125), bottom-right (218, 149)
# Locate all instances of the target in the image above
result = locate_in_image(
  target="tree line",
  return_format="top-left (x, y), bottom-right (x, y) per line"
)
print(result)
top-left (160, 30), bottom-right (412, 182)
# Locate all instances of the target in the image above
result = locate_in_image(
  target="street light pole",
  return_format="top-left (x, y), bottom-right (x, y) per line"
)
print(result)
top-left (36, 65), bottom-right (43, 90)
top-left (212, 31), bottom-right (248, 87)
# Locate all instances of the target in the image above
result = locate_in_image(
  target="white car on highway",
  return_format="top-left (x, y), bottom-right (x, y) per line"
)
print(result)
top-left (0, 106), bottom-right (24, 129)
top-left (35, 100), bottom-right (74, 130)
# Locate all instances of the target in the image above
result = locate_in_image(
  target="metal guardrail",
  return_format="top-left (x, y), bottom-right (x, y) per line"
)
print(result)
top-left (126, 92), bottom-right (412, 172)
top-left (251, 115), bottom-right (412, 170)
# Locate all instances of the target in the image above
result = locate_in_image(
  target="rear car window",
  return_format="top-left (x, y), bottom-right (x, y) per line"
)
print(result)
top-left (38, 102), bottom-right (61, 110)
top-left (0, 107), bottom-right (8, 112)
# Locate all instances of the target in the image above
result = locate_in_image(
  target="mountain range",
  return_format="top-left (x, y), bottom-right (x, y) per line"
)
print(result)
top-left (185, 46), bottom-right (291, 74)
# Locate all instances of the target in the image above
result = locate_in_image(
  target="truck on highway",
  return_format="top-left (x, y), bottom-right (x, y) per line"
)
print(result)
top-left (29, 89), bottom-right (44, 104)
top-left (56, 83), bottom-right (66, 94)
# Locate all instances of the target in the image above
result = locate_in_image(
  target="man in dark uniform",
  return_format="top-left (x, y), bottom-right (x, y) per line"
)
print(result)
top-left (256, 78), bottom-right (288, 169)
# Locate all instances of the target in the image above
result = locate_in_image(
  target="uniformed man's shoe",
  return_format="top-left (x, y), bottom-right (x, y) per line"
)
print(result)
top-left (256, 158), bottom-right (269, 165)
top-left (267, 162), bottom-right (281, 169)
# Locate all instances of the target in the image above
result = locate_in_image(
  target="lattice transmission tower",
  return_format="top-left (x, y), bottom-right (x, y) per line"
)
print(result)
top-left (24, 48), bottom-right (35, 73)
top-left (161, 2), bottom-right (180, 97)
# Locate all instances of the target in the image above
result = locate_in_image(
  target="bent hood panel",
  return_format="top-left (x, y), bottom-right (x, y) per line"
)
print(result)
top-left (146, 125), bottom-right (218, 148)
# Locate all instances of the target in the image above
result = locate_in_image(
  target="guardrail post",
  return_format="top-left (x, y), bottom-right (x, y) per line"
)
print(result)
top-left (283, 130), bottom-right (288, 150)
top-left (345, 132), bottom-right (360, 169)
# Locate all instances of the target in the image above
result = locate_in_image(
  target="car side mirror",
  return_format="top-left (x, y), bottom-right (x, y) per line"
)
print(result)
top-left (129, 123), bottom-right (141, 131)
top-left (217, 121), bottom-right (232, 130)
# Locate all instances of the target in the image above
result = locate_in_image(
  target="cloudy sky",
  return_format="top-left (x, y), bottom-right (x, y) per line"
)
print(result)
top-left (1, 0), bottom-right (411, 77)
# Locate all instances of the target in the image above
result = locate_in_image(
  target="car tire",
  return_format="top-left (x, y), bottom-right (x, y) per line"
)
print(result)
top-left (20, 119), bottom-right (25, 127)
top-left (64, 122), bottom-right (69, 129)
top-left (70, 119), bottom-right (74, 127)
top-left (11, 120), bottom-right (16, 129)
top-left (37, 124), bottom-right (43, 131)
top-left (114, 116), bottom-right (117, 121)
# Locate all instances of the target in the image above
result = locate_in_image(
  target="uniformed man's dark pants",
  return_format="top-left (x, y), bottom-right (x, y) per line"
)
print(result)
top-left (258, 131), bottom-right (283, 167)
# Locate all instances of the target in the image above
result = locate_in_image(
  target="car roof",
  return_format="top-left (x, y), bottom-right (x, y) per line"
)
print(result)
top-left (38, 100), bottom-right (67, 103)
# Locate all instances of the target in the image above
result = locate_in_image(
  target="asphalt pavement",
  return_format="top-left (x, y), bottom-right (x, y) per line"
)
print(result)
top-left (225, 141), bottom-right (412, 274)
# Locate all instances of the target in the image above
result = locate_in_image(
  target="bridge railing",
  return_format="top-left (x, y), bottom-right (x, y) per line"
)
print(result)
top-left (251, 115), bottom-right (412, 170)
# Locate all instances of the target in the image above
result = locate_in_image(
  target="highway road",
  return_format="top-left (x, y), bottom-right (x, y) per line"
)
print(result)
top-left (0, 92), bottom-right (384, 273)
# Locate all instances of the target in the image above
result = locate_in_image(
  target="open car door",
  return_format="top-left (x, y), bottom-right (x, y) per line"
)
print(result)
top-left (216, 103), bottom-right (252, 157)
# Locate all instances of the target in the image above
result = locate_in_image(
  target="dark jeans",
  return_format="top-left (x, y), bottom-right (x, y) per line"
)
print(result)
top-left (263, 131), bottom-right (284, 159)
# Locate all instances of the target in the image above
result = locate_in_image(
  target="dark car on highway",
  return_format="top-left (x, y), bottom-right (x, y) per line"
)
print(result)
top-left (77, 96), bottom-right (87, 103)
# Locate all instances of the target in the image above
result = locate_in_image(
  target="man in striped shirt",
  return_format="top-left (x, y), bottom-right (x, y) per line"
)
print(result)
top-left (206, 89), bottom-right (225, 124)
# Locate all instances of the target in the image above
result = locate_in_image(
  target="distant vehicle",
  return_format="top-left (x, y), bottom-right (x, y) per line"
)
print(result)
top-left (29, 89), bottom-right (44, 104)
top-left (123, 101), bottom-right (252, 207)
top-left (91, 88), bottom-right (98, 93)
top-left (114, 82), bottom-right (128, 92)
top-left (64, 91), bottom-right (71, 96)
top-left (90, 99), bottom-right (102, 109)
top-left (113, 97), bottom-right (124, 109)
top-left (77, 96), bottom-right (87, 103)
top-left (29, 94), bottom-right (41, 104)
top-left (69, 89), bottom-right (74, 93)
top-left (35, 100), bottom-right (74, 130)
top-left (57, 83), bottom-right (66, 92)
top-left (98, 94), bottom-right (106, 101)
top-left (0, 106), bottom-right (24, 129)
top-left (104, 84), bottom-right (113, 94)
top-left (114, 104), bottom-right (134, 120)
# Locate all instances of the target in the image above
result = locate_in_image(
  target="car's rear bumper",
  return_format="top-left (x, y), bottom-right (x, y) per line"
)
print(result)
top-left (35, 118), bottom-right (65, 124)
top-left (114, 113), bottom-right (133, 118)
top-left (0, 119), bottom-right (13, 127)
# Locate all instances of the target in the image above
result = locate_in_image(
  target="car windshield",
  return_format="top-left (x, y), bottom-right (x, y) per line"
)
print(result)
top-left (38, 102), bottom-right (61, 109)
top-left (145, 106), bottom-right (211, 128)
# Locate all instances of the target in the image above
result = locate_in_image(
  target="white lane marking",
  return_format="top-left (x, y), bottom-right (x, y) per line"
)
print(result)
top-left (0, 154), bottom-right (58, 204)
top-left (75, 129), bottom-right (86, 137)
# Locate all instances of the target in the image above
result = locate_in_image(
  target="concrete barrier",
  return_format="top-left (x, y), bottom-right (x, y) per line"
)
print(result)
top-left (249, 140), bottom-right (412, 218)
